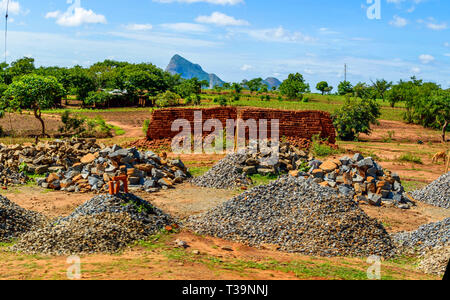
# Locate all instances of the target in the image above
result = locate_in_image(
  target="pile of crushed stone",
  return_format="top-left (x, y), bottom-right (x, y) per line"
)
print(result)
top-left (0, 195), bottom-right (47, 242)
top-left (410, 173), bottom-right (450, 209)
top-left (186, 176), bottom-right (395, 258)
top-left (391, 218), bottom-right (449, 253)
top-left (11, 193), bottom-right (174, 255)
top-left (191, 154), bottom-right (250, 189)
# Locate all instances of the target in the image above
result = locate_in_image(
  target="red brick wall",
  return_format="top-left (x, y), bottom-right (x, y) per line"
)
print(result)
top-left (146, 107), bottom-right (336, 144)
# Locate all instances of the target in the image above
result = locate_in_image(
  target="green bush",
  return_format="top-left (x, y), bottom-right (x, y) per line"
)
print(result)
top-left (59, 110), bottom-right (86, 136)
top-left (399, 153), bottom-right (423, 164)
top-left (84, 91), bottom-right (112, 106)
top-left (156, 91), bottom-right (180, 107)
top-left (332, 97), bottom-right (381, 141)
top-left (142, 119), bottom-right (150, 135)
top-left (217, 95), bottom-right (228, 107)
top-left (311, 135), bottom-right (340, 157)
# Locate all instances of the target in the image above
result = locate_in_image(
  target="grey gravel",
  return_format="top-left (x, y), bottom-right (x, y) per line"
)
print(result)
top-left (410, 172), bottom-right (450, 209)
top-left (191, 154), bottom-right (250, 189)
top-left (187, 176), bottom-right (395, 258)
top-left (0, 195), bottom-right (48, 242)
top-left (11, 193), bottom-right (174, 255)
top-left (391, 218), bottom-right (450, 252)
top-left (418, 246), bottom-right (450, 276)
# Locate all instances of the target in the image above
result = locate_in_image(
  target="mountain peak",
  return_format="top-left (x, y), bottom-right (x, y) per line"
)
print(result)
top-left (166, 54), bottom-right (224, 88)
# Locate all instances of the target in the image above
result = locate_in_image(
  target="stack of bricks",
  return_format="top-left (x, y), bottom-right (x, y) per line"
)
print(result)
top-left (146, 107), bottom-right (336, 144)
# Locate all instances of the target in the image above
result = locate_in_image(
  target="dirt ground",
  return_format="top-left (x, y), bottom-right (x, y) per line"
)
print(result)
top-left (0, 113), bottom-right (62, 137)
top-left (0, 112), bottom-right (448, 280)
top-left (1, 184), bottom-right (446, 280)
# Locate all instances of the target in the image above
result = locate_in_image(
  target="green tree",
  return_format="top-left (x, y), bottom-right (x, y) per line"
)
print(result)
top-left (372, 79), bottom-right (392, 101)
top-left (155, 91), bottom-right (180, 107)
top-left (247, 78), bottom-right (264, 94)
top-left (332, 97), bottom-right (381, 141)
top-left (8, 57), bottom-right (35, 81)
top-left (316, 81), bottom-right (329, 95)
top-left (2, 74), bottom-right (66, 136)
top-left (279, 73), bottom-right (310, 100)
top-left (338, 81), bottom-right (353, 95)
top-left (68, 66), bottom-right (96, 102)
top-left (232, 82), bottom-right (243, 95)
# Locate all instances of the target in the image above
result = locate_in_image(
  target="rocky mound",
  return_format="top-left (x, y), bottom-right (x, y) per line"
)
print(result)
top-left (186, 176), bottom-right (395, 258)
top-left (36, 142), bottom-right (189, 194)
top-left (11, 194), bottom-right (174, 255)
top-left (0, 139), bottom-right (190, 194)
top-left (410, 173), bottom-right (450, 209)
top-left (0, 195), bottom-right (47, 242)
top-left (391, 218), bottom-right (449, 253)
top-left (191, 154), bottom-right (251, 189)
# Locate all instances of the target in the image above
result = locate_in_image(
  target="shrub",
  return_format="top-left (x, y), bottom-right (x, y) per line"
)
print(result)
top-left (311, 135), bottom-right (340, 157)
top-left (217, 95), bottom-right (228, 107)
top-left (142, 119), bottom-right (150, 135)
top-left (332, 97), bottom-right (381, 141)
top-left (59, 110), bottom-right (86, 136)
top-left (399, 153), bottom-right (423, 164)
top-left (156, 91), bottom-right (180, 107)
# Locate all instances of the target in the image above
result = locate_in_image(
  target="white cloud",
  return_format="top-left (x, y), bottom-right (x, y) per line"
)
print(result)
top-left (196, 12), bottom-right (249, 26)
top-left (240, 64), bottom-right (252, 71)
top-left (390, 15), bottom-right (408, 27)
top-left (242, 26), bottom-right (316, 43)
top-left (419, 54), bottom-right (435, 64)
top-left (418, 18), bottom-right (448, 31)
top-left (0, 0), bottom-right (21, 15)
top-left (125, 24), bottom-right (153, 31)
top-left (444, 53), bottom-right (450, 57)
top-left (153, 0), bottom-right (243, 5)
top-left (411, 67), bottom-right (421, 74)
top-left (161, 23), bottom-right (208, 33)
top-left (445, 42), bottom-right (450, 47)
top-left (46, 0), bottom-right (107, 27)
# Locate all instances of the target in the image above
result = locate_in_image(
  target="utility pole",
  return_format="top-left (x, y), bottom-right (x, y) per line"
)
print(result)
top-left (4, 0), bottom-right (10, 64)
top-left (344, 64), bottom-right (347, 82)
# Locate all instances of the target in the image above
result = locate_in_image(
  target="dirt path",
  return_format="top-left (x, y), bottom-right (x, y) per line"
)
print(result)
top-left (108, 121), bottom-right (144, 139)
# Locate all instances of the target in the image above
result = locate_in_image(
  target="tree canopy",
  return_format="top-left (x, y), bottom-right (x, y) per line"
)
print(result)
top-left (279, 73), bottom-right (310, 100)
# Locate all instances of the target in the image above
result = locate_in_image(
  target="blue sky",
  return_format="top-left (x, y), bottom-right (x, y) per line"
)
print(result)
top-left (2, 0), bottom-right (450, 90)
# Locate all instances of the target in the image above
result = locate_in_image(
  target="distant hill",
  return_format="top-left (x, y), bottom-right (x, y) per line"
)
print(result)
top-left (166, 54), bottom-right (225, 88)
top-left (262, 77), bottom-right (282, 90)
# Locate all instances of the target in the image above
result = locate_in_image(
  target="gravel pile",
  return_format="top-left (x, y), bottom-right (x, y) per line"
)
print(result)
top-left (391, 218), bottom-right (449, 252)
top-left (0, 195), bottom-right (47, 242)
top-left (187, 176), bottom-right (395, 258)
top-left (410, 173), bottom-right (450, 209)
top-left (193, 143), bottom-right (412, 209)
top-left (418, 246), bottom-right (450, 276)
top-left (191, 153), bottom-right (251, 189)
top-left (11, 193), bottom-right (174, 255)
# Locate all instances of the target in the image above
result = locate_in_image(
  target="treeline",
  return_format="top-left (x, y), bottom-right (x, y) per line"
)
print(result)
top-left (0, 57), bottom-right (184, 107)
top-left (332, 77), bottom-right (449, 140)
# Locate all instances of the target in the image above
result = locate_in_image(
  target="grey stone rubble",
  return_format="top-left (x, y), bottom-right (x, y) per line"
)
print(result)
top-left (391, 218), bottom-right (450, 277)
top-left (292, 153), bottom-right (415, 209)
top-left (187, 176), bottom-right (395, 258)
top-left (235, 141), bottom-right (310, 177)
top-left (194, 142), bottom-right (413, 209)
top-left (11, 193), bottom-right (175, 255)
top-left (8, 139), bottom-right (192, 193)
top-left (410, 172), bottom-right (450, 209)
top-left (418, 246), bottom-right (450, 276)
top-left (0, 139), bottom-right (101, 186)
top-left (191, 153), bottom-right (251, 189)
top-left (391, 218), bottom-right (449, 252)
top-left (0, 195), bottom-right (48, 242)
